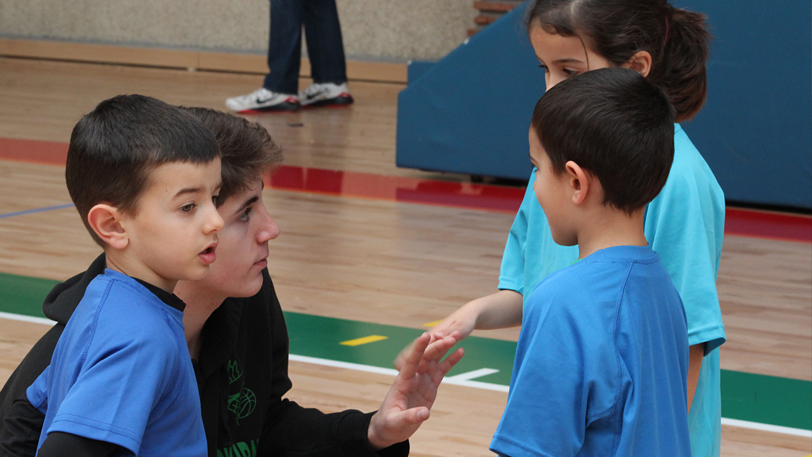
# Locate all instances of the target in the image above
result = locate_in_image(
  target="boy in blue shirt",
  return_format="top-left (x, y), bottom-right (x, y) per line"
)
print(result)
top-left (26, 95), bottom-right (224, 456)
top-left (489, 68), bottom-right (690, 457)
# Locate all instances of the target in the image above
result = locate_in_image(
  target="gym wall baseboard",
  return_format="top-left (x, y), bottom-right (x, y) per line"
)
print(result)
top-left (0, 38), bottom-right (407, 84)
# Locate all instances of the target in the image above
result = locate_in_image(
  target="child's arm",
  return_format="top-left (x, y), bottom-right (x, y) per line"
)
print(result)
top-left (687, 343), bottom-right (705, 411)
top-left (38, 432), bottom-right (121, 457)
top-left (394, 290), bottom-right (521, 370)
top-left (430, 290), bottom-right (523, 340)
top-left (0, 395), bottom-right (44, 457)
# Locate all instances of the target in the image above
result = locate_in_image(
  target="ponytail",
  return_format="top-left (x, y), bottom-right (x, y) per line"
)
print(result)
top-left (650, 7), bottom-right (710, 120)
top-left (526, 0), bottom-right (712, 121)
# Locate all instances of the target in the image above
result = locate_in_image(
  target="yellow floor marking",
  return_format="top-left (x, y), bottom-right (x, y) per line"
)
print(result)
top-left (340, 335), bottom-right (388, 346)
top-left (422, 320), bottom-right (443, 327)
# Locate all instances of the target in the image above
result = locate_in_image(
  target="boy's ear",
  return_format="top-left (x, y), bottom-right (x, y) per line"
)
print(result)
top-left (564, 161), bottom-right (590, 205)
top-left (87, 204), bottom-right (129, 250)
top-left (624, 50), bottom-right (652, 78)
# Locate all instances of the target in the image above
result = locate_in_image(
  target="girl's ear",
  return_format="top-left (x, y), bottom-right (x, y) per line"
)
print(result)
top-left (564, 161), bottom-right (590, 205)
top-left (87, 204), bottom-right (129, 250)
top-left (625, 50), bottom-right (653, 78)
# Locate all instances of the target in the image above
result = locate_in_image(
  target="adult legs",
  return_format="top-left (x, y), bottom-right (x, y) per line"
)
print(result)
top-left (302, 0), bottom-right (348, 85)
top-left (263, 0), bottom-right (303, 95)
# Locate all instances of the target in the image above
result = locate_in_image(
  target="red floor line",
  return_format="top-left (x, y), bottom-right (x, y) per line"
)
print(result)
top-left (2, 137), bottom-right (810, 243)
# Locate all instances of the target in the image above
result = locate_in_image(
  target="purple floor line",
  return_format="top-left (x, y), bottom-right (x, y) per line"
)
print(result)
top-left (0, 203), bottom-right (75, 219)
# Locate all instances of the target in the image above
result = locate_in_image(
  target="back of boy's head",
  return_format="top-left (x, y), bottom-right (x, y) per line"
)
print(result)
top-left (66, 94), bottom-right (220, 246)
top-left (179, 107), bottom-right (283, 204)
top-left (531, 67), bottom-right (675, 215)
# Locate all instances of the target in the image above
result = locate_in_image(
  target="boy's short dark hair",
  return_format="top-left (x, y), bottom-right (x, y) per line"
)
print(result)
top-left (179, 107), bottom-right (283, 204)
top-left (531, 67), bottom-right (675, 215)
top-left (66, 94), bottom-right (220, 246)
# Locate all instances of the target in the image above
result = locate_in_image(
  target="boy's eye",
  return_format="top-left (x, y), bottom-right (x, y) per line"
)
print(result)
top-left (562, 68), bottom-right (579, 77)
top-left (538, 64), bottom-right (549, 74)
top-left (180, 203), bottom-right (196, 213)
top-left (239, 207), bottom-right (252, 222)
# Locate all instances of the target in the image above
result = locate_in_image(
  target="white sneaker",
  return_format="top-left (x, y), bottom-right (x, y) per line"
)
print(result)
top-left (225, 88), bottom-right (300, 112)
top-left (298, 82), bottom-right (354, 107)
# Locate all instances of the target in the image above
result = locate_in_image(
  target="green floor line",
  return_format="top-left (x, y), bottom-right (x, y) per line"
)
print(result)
top-left (0, 272), bottom-right (59, 318)
top-left (1, 271), bottom-right (810, 431)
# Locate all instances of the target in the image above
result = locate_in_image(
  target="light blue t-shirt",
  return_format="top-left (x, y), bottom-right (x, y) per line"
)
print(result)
top-left (491, 245), bottom-right (691, 457)
top-left (498, 125), bottom-right (726, 457)
top-left (27, 269), bottom-right (207, 457)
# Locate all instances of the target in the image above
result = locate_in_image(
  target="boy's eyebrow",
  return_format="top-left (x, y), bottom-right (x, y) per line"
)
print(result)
top-left (234, 196), bottom-right (259, 215)
top-left (175, 187), bottom-right (204, 197)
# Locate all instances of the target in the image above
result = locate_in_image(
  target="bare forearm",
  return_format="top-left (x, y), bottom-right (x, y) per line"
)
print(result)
top-left (687, 343), bottom-right (705, 412)
top-left (469, 290), bottom-right (523, 330)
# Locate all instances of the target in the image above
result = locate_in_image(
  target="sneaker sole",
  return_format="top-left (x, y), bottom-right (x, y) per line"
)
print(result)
top-left (301, 96), bottom-right (354, 108)
top-left (237, 101), bottom-right (301, 113)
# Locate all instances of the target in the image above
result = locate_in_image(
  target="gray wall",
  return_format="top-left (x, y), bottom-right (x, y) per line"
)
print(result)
top-left (0, 0), bottom-right (477, 61)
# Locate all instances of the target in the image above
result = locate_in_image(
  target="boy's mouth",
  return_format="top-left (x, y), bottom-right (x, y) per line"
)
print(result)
top-left (199, 242), bottom-right (218, 265)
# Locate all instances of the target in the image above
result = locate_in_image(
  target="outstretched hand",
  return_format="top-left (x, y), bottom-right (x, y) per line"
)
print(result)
top-left (393, 309), bottom-right (476, 371)
top-left (367, 332), bottom-right (464, 450)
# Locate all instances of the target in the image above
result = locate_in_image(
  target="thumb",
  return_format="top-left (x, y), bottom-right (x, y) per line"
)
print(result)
top-left (397, 406), bottom-right (430, 425)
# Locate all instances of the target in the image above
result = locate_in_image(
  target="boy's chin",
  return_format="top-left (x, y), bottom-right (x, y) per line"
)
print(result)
top-left (238, 274), bottom-right (265, 298)
top-left (185, 265), bottom-right (212, 282)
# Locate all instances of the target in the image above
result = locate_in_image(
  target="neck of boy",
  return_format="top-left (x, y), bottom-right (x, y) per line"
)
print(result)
top-left (174, 280), bottom-right (228, 357)
top-left (105, 251), bottom-right (177, 293)
top-left (576, 207), bottom-right (648, 259)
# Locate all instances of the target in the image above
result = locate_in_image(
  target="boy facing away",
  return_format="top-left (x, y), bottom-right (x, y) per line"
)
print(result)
top-left (25, 95), bottom-right (223, 456)
top-left (489, 68), bottom-right (690, 457)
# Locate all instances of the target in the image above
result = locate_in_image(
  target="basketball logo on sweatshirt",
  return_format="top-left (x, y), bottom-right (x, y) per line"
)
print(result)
top-left (227, 360), bottom-right (256, 422)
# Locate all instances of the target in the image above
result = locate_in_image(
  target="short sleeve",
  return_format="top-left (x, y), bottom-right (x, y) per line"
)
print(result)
top-left (46, 334), bottom-right (177, 454)
top-left (26, 365), bottom-right (50, 415)
top-left (490, 287), bottom-right (618, 456)
top-left (644, 127), bottom-right (726, 353)
top-left (498, 170), bottom-right (536, 294)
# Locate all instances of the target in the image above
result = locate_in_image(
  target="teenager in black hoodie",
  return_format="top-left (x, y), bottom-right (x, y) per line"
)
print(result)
top-left (0, 107), bottom-right (463, 457)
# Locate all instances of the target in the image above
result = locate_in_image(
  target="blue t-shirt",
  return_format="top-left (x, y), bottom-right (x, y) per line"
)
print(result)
top-left (498, 125), bottom-right (726, 457)
top-left (490, 245), bottom-right (691, 457)
top-left (27, 269), bottom-right (207, 457)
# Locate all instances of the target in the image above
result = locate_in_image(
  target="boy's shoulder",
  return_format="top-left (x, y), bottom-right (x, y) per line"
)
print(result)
top-left (74, 270), bottom-right (186, 351)
top-left (528, 245), bottom-right (667, 323)
top-left (536, 245), bottom-right (660, 294)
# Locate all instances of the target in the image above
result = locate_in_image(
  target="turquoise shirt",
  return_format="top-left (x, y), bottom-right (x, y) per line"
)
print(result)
top-left (498, 124), bottom-right (726, 457)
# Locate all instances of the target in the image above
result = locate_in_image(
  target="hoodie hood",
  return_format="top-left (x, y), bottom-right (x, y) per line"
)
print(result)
top-left (42, 253), bottom-right (107, 325)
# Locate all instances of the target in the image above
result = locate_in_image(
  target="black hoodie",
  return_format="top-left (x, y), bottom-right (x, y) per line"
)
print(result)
top-left (0, 254), bottom-right (408, 457)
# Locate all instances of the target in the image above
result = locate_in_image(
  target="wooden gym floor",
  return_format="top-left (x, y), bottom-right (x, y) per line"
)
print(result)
top-left (0, 57), bottom-right (810, 456)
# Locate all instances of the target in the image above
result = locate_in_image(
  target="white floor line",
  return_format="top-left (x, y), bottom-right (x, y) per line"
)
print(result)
top-left (0, 311), bottom-right (54, 326)
top-left (721, 418), bottom-right (812, 438)
top-left (290, 354), bottom-right (510, 392)
top-left (446, 367), bottom-right (499, 381)
top-left (3, 313), bottom-right (809, 438)
top-left (289, 354), bottom-right (399, 377)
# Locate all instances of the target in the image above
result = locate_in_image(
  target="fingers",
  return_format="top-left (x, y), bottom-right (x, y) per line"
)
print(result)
top-left (396, 330), bottom-right (464, 376)
top-left (393, 344), bottom-right (411, 371)
top-left (437, 347), bottom-right (464, 377)
top-left (398, 332), bottom-right (431, 379)
top-left (421, 332), bottom-right (459, 364)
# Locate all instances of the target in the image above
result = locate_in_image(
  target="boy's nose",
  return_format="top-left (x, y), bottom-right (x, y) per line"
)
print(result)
top-left (257, 207), bottom-right (280, 243)
top-left (206, 205), bottom-right (225, 233)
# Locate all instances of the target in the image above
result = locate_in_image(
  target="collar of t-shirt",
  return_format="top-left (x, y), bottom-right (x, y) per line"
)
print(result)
top-left (133, 278), bottom-right (187, 313)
